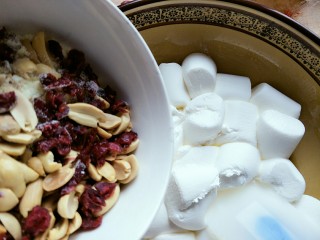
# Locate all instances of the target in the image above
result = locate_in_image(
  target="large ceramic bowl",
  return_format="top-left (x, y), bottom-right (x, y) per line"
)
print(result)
top-left (0, 1), bottom-right (173, 239)
top-left (120, 0), bottom-right (320, 198)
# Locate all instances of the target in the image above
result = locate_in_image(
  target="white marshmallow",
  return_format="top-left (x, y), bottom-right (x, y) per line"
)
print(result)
top-left (256, 109), bottom-right (305, 159)
top-left (159, 63), bottom-right (190, 107)
top-left (143, 202), bottom-right (182, 239)
top-left (152, 232), bottom-right (196, 240)
top-left (214, 73), bottom-right (251, 101)
top-left (215, 142), bottom-right (260, 189)
top-left (250, 83), bottom-right (301, 118)
top-left (183, 110), bottom-right (223, 146)
top-left (183, 93), bottom-right (224, 145)
top-left (165, 146), bottom-right (220, 230)
top-left (206, 182), bottom-right (320, 240)
top-left (214, 100), bottom-right (258, 146)
top-left (172, 146), bottom-right (220, 209)
top-left (182, 53), bottom-right (217, 98)
top-left (171, 105), bottom-right (185, 155)
top-left (165, 188), bottom-right (217, 231)
top-left (293, 195), bottom-right (320, 224)
top-left (257, 158), bottom-right (306, 202)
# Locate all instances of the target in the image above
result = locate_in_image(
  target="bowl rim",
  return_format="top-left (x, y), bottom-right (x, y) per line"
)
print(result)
top-left (119, 0), bottom-right (320, 85)
top-left (119, 0), bottom-right (320, 45)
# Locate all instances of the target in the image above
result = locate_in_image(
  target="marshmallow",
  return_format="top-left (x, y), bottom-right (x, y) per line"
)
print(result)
top-left (165, 188), bottom-right (217, 231)
top-left (214, 100), bottom-right (258, 146)
top-left (185, 92), bottom-right (224, 114)
top-left (152, 232), bottom-right (196, 240)
top-left (172, 146), bottom-right (220, 209)
top-left (257, 158), bottom-right (306, 202)
top-left (205, 182), bottom-right (320, 240)
top-left (215, 142), bottom-right (260, 189)
top-left (159, 63), bottom-right (190, 107)
top-left (256, 109), bottom-right (305, 159)
top-left (214, 73), bottom-right (251, 101)
top-left (183, 93), bottom-right (224, 145)
top-left (165, 146), bottom-right (220, 230)
top-left (250, 83), bottom-right (301, 118)
top-left (143, 202), bottom-right (182, 239)
top-left (293, 195), bottom-right (320, 224)
top-left (171, 106), bottom-right (185, 155)
top-left (182, 53), bottom-right (217, 98)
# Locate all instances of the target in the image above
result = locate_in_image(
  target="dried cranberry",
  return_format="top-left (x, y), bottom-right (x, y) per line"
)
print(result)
top-left (79, 187), bottom-right (106, 217)
top-left (41, 74), bottom-right (72, 91)
top-left (114, 131), bottom-right (138, 148)
top-left (61, 161), bottom-right (87, 195)
top-left (35, 123), bottom-right (72, 156)
top-left (81, 215), bottom-right (103, 230)
top-left (33, 98), bottom-right (54, 122)
top-left (63, 49), bottom-right (86, 74)
top-left (111, 99), bottom-right (129, 114)
top-left (47, 40), bottom-right (64, 63)
top-left (103, 85), bottom-right (116, 106)
top-left (0, 91), bottom-right (16, 113)
top-left (94, 182), bottom-right (117, 199)
top-left (0, 43), bottom-right (15, 62)
top-left (22, 206), bottom-right (51, 238)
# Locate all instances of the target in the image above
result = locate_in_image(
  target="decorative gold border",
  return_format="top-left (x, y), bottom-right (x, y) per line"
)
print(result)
top-left (126, 4), bottom-right (320, 81)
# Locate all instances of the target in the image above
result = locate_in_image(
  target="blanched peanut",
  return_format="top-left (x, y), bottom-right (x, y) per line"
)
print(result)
top-left (67, 212), bottom-right (82, 235)
top-left (97, 161), bottom-right (116, 182)
top-left (119, 154), bottom-right (139, 184)
top-left (88, 163), bottom-right (102, 181)
top-left (48, 218), bottom-right (69, 240)
top-left (121, 139), bottom-right (139, 155)
top-left (27, 157), bottom-right (46, 176)
top-left (0, 213), bottom-right (22, 240)
top-left (19, 178), bottom-right (43, 218)
top-left (2, 129), bottom-right (42, 145)
top-left (97, 127), bottom-right (112, 139)
top-left (0, 142), bottom-right (26, 157)
top-left (0, 114), bottom-right (20, 136)
top-left (94, 184), bottom-right (120, 217)
top-left (36, 63), bottom-right (61, 78)
top-left (57, 191), bottom-right (79, 219)
top-left (32, 32), bottom-right (54, 67)
top-left (112, 112), bottom-right (130, 135)
top-left (12, 57), bottom-right (37, 79)
top-left (0, 151), bottom-right (39, 197)
top-left (98, 113), bottom-right (121, 130)
top-left (21, 38), bottom-right (40, 63)
top-left (113, 159), bottom-right (131, 181)
top-left (43, 164), bottom-right (75, 192)
top-left (42, 193), bottom-right (60, 211)
top-left (0, 223), bottom-right (6, 235)
top-left (0, 188), bottom-right (19, 211)
top-left (10, 89), bottom-right (38, 132)
top-left (38, 151), bottom-right (62, 173)
top-left (95, 95), bottom-right (110, 109)
top-left (64, 150), bottom-right (78, 164)
top-left (67, 111), bottom-right (98, 128)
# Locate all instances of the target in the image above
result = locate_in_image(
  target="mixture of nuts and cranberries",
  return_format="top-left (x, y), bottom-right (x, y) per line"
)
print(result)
top-left (0, 27), bottom-right (139, 240)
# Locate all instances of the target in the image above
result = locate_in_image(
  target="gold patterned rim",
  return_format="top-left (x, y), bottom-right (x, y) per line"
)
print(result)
top-left (120, 0), bottom-right (320, 84)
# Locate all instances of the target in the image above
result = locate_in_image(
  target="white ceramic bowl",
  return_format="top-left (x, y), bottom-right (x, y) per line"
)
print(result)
top-left (0, 1), bottom-right (173, 239)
